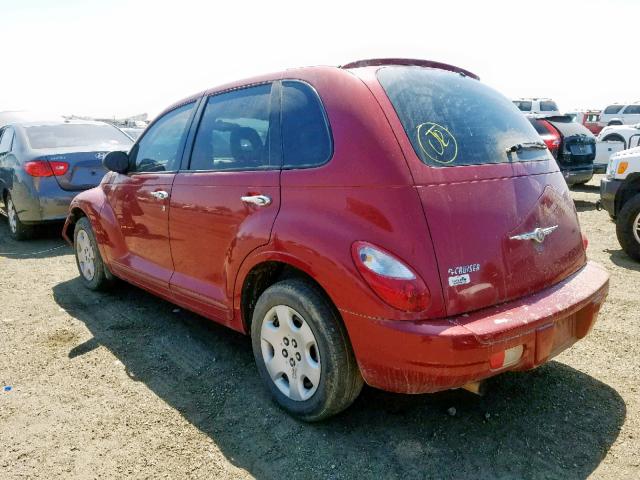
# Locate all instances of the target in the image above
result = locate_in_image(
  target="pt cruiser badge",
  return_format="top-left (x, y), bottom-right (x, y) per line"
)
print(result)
top-left (510, 225), bottom-right (559, 244)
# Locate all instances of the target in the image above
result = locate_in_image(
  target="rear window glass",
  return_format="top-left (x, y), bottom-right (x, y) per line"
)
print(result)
top-left (513, 100), bottom-right (532, 111)
top-left (378, 67), bottom-right (545, 167)
top-left (623, 105), bottom-right (640, 114)
top-left (529, 118), bottom-right (550, 135)
top-left (25, 123), bottom-right (133, 149)
top-left (539, 101), bottom-right (558, 111)
top-left (604, 105), bottom-right (624, 114)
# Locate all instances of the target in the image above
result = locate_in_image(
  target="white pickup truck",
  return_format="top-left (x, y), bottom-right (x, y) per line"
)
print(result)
top-left (599, 146), bottom-right (640, 260)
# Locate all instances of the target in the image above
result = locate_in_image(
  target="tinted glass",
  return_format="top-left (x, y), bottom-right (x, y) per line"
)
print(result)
top-left (529, 118), bottom-right (550, 135)
top-left (25, 123), bottom-right (132, 149)
top-left (132, 102), bottom-right (195, 173)
top-left (0, 128), bottom-right (13, 153)
top-left (540, 101), bottom-right (558, 111)
top-left (190, 84), bottom-right (273, 171)
top-left (282, 81), bottom-right (332, 168)
top-left (379, 67), bottom-right (545, 167)
top-left (513, 101), bottom-right (532, 111)
top-left (604, 105), bottom-right (624, 114)
top-left (623, 105), bottom-right (640, 114)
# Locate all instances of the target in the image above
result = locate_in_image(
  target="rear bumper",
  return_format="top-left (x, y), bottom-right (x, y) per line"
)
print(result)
top-left (562, 167), bottom-right (594, 185)
top-left (599, 177), bottom-right (622, 216)
top-left (342, 261), bottom-right (609, 394)
top-left (10, 177), bottom-right (77, 223)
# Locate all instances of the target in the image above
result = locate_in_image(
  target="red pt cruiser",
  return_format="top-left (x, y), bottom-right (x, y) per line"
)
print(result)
top-left (63, 59), bottom-right (609, 421)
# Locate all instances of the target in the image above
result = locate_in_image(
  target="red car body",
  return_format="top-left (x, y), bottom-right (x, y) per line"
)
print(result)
top-left (63, 59), bottom-right (609, 395)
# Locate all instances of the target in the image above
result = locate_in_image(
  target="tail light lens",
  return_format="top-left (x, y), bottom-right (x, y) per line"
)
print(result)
top-left (351, 241), bottom-right (430, 312)
top-left (539, 120), bottom-right (561, 159)
top-left (582, 233), bottom-right (589, 251)
top-left (24, 160), bottom-right (69, 177)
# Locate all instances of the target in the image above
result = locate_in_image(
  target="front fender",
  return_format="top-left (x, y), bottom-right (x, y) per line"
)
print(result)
top-left (62, 187), bottom-right (107, 255)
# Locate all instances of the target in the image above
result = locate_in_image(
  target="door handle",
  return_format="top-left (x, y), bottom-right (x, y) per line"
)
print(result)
top-left (150, 190), bottom-right (169, 200)
top-left (241, 194), bottom-right (271, 207)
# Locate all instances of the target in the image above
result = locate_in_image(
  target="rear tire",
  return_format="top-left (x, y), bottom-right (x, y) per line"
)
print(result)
top-left (6, 194), bottom-right (32, 241)
top-left (251, 278), bottom-right (363, 421)
top-left (616, 194), bottom-right (640, 261)
top-left (74, 217), bottom-right (113, 290)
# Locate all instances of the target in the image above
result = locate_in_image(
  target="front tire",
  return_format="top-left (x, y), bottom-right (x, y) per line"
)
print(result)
top-left (251, 279), bottom-right (363, 421)
top-left (74, 217), bottom-right (113, 290)
top-left (616, 194), bottom-right (640, 261)
top-left (6, 194), bottom-right (32, 241)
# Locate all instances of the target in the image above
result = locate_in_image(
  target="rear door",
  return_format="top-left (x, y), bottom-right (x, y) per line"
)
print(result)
top-left (104, 102), bottom-right (197, 289)
top-left (370, 67), bottom-right (586, 316)
top-left (169, 83), bottom-right (281, 325)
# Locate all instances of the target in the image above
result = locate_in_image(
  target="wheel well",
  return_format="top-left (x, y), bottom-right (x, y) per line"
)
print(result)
top-left (65, 207), bottom-right (87, 238)
top-left (240, 261), bottom-right (336, 332)
top-left (617, 174), bottom-right (640, 214)
top-left (608, 120), bottom-right (623, 126)
top-left (602, 134), bottom-right (627, 148)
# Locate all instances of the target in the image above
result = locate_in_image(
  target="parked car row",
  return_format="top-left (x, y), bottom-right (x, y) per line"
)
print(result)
top-left (1, 59), bottom-right (611, 421)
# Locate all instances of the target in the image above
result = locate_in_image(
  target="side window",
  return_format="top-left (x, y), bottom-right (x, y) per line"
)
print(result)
top-left (189, 84), bottom-right (273, 171)
top-left (623, 105), bottom-right (640, 115)
top-left (131, 102), bottom-right (195, 173)
top-left (513, 100), bottom-right (532, 112)
top-left (0, 128), bottom-right (13, 153)
top-left (604, 105), bottom-right (624, 114)
top-left (540, 101), bottom-right (558, 111)
top-left (281, 81), bottom-right (332, 168)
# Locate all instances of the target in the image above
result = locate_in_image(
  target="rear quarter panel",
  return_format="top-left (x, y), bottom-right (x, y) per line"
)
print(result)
top-left (233, 68), bottom-right (448, 329)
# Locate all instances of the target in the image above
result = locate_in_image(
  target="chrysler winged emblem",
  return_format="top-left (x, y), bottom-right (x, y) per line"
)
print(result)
top-left (510, 225), bottom-right (558, 243)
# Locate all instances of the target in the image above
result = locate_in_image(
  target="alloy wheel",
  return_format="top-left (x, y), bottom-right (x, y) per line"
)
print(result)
top-left (7, 198), bottom-right (17, 234)
top-left (634, 212), bottom-right (640, 244)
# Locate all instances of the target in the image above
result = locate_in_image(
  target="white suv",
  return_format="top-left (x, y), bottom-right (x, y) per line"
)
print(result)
top-left (512, 98), bottom-right (560, 115)
top-left (599, 103), bottom-right (640, 126)
top-left (599, 146), bottom-right (640, 260)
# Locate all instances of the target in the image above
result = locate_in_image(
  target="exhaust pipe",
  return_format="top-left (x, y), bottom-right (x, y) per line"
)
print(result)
top-left (461, 381), bottom-right (486, 396)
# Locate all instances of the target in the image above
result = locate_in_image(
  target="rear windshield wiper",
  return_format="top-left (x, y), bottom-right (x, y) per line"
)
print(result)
top-left (505, 142), bottom-right (548, 154)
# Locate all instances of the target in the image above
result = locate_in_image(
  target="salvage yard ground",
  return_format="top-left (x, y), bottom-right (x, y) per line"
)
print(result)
top-left (1, 175), bottom-right (639, 479)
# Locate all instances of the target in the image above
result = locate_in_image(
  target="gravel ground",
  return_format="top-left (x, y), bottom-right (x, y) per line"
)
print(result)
top-left (1, 175), bottom-right (639, 479)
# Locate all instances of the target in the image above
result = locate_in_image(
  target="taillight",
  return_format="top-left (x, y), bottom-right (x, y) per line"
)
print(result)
top-left (351, 241), bottom-right (430, 312)
top-left (539, 120), bottom-right (561, 159)
top-left (24, 160), bottom-right (69, 177)
top-left (582, 233), bottom-right (589, 251)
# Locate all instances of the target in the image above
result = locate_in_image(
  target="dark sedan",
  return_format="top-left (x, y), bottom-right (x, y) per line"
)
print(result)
top-left (0, 120), bottom-right (133, 239)
top-left (528, 115), bottom-right (596, 186)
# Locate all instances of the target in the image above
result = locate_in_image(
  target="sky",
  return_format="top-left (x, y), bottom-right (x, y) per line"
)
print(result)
top-left (2, 0), bottom-right (639, 120)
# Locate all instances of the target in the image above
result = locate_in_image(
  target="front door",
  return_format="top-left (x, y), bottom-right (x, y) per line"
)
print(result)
top-left (169, 83), bottom-right (281, 325)
top-left (105, 102), bottom-right (197, 290)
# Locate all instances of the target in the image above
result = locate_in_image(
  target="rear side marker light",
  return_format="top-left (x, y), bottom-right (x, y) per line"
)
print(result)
top-left (489, 345), bottom-right (524, 370)
top-left (351, 241), bottom-right (431, 312)
top-left (582, 233), bottom-right (589, 251)
top-left (24, 160), bottom-right (69, 177)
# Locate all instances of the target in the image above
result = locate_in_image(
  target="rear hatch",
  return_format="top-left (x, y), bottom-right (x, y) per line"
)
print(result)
top-left (375, 67), bottom-right (587, 316)
top-left (23, 122), bottom-right (133, 191)
top-left (545, 116), bottom-right (596, 169)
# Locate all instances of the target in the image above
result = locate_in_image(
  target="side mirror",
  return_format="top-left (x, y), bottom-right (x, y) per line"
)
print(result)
top-left (103, 151), bottom-right (129, 174)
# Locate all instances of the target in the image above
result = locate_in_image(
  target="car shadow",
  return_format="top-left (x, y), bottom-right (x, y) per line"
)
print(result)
top-left (606, 248), bottom-right (640, 271)
top-left (52, 277), bottom-right (626, 480)
top-left (0, 219), bottom-right (70, 259)
top-left (573, 199), bottom-right (597, 212)
top-left (571, 183), bottom-right (600, 194)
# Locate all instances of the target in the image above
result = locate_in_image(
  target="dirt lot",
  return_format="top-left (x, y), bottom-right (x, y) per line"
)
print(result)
top-left (1, 175), bottom-right (638, 479)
